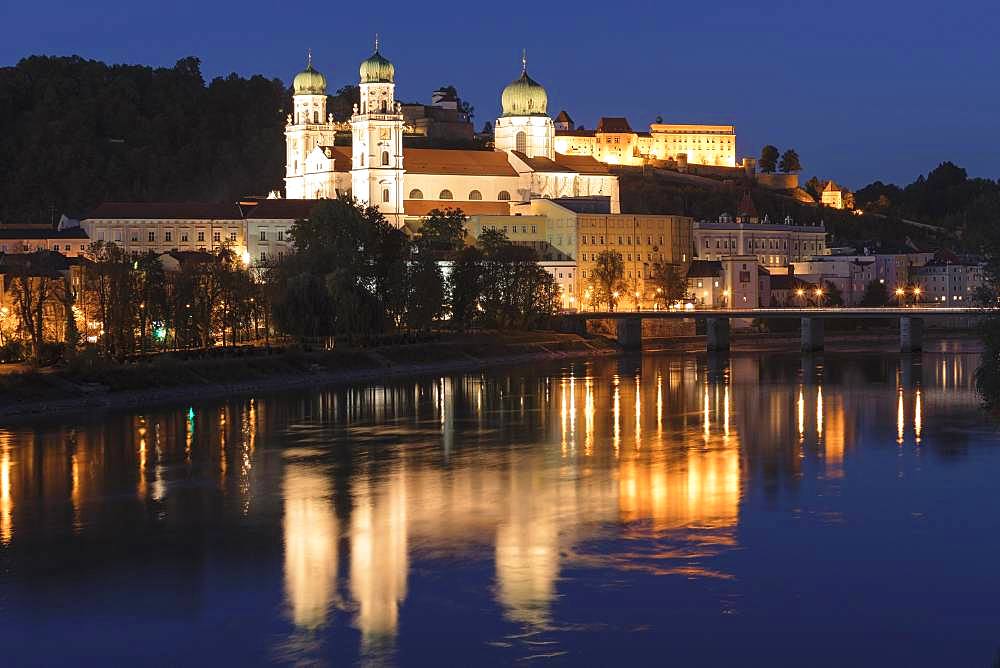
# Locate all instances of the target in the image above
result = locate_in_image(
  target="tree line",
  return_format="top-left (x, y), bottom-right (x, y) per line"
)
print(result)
top-left (1, 201), bottom-right (560, 364)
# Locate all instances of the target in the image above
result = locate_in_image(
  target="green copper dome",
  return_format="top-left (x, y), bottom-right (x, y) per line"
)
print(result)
top-left (293, 53), bottom-right (327, 95)
top-left (501, 69), bottom-right (548, 117)
top-left (360, 49), bottom-right (394, 84)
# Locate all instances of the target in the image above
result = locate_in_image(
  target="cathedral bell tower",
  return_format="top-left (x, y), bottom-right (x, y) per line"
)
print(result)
top-left (494, 51), bottom-right (555, 160)
top-left (285, 50), bottom-right (336, 199)
top-left (351, 37), bottom-right (405, 225)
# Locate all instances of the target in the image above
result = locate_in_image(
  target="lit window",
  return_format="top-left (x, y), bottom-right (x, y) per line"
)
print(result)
top-left (498, 191), bottom-right (511, 201)
top-left (440, 189), bottom-right (453, 200)
top-left (469, 190), bottom-right (483, 200)
top-left (409, 189), bottom-right (423, 199)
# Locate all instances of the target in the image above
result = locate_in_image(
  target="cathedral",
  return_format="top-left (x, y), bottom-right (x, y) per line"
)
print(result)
top-left (283, 44), bottom-right (620, 223)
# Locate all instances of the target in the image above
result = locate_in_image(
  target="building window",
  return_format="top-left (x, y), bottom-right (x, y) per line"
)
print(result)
top-left (409, 189), bottom-right (423, 199)
top-left (277, 230), bottom-right (284, 242)
top-left (213, 232), bottom-right (221, 242)
top-left (165, 231), bottom-right (172, 242)
top-left (181, 233), bottom-right (188, 242)
top-left (516, 131), bottom-right (527, 153)
top-left (260, 231), bottom-right (266, 241)
top-left (439, 189), bottom-right (453, 200)
top-left (197, 232), bottom-right (205, 242)
top-left (498, 190), bottom-right (511, 201)
top-left (148, 232), bottom-right (155, 242)
top-left (382, 151), bottom-right (390, 166)
top-left (382, 188), bottom-right (390, 203)
top-left (468, 190), bottom-right (482, 200)
top-left (260, 252), bottom-right (266, 262)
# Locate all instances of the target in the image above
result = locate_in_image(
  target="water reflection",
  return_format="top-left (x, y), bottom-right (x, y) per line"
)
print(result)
top-left (0, 348), bottom-right (989, 665)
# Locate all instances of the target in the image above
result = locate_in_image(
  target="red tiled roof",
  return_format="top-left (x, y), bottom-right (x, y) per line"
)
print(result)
top-left (511, 151), bottom-right (574, 173)
top-left (317, 145), bottom-right (353, 172)
top-left (0, 226), bottom-right (88, 240)
top-left (244, 199), bottom-right (319, 220)
top-left (403, 200), bottom-right (510, 217)
top-left (85, 202), bottom-right (244, 220)
top-left (596, 117), bottom-right (633, 133)
top-left (403, 148), bottom-right (517, 177)
top-left (553, 153), bottom-right (612, 175)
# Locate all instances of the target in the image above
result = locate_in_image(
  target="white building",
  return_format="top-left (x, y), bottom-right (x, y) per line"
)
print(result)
top-left (283, 46), bottom-right (620, 221)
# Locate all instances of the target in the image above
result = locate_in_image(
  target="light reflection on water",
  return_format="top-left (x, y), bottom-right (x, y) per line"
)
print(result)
top-left (0, 348), bottom-right (997, 666)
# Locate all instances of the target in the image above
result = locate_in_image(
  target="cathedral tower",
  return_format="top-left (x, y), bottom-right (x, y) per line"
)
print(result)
top-left (494, 52), bottom-right (555, 160)
top-left (285, 51), bottom-right (336, 198)
top-left (351, 38), bottom-right (405, 224)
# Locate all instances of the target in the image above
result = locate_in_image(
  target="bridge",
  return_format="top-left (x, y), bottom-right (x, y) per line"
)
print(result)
top-left (556, 307), bottom-right (982, 353)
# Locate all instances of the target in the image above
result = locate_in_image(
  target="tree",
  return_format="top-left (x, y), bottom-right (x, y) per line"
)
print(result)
top-left (779, 149), bottom-right (802, 173)
top-left (419, 208), bottom-right (467, 252)
top-left (449, 246), bottom-right (484, 329)
top-left (759, 145), bottom-right (779, 173)
top-left (859, 281), bottom-right (890, 307)
top-left (648, 261), bottom-right (687, 307)
top-left (589, 250), bottom-right (625, 311)
top-left (407, 251), bottom-right (445, 330)
top-left (820, 280), bottom-right (844, 307)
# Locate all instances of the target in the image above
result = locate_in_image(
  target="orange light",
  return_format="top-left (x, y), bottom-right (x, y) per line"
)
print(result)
top-left (895, 288), bottom-right (905, 296)
top-left (815, 288), bottom-right (823, 297)
top-left (913, 287), bottom-right (922, 296)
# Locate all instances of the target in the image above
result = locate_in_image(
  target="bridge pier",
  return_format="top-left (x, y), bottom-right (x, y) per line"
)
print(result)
top-left (616, 317), bottom-right (643, 351)
top-left (706, 317), bottom-right (731, 352)
top-left (801, 317), bottom-right (825, 353)
top-left (900, 316), bottom-right (924, 353)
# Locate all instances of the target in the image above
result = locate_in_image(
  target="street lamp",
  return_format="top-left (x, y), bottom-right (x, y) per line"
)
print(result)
top-left (895, 287), bottom-right (905, 306)
top-left (814, 287), bottom-right (824, 307)
top-left (795, 287), bottom-right (805, 307)
top-left (912, 286), bottom-right (922, 304)
top-left (612, 291), bottom-right (619, 312)
top-left (634, 291), bottom-right (641, 312)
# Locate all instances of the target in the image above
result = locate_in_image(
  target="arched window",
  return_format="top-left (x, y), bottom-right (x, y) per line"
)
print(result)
top-left (497, 190), bottom-right (511, 201)
top-left (409, 189), bottom-right (424, 199)
top-left (381, 150), bottom-right (389, 166)
top-left (382, 188), bottom-right (390, 203)
top-left (439, 189), bottom-right (453, 200)
top-left (468, 190), bottom-right (482, 201)
top-left (515, 131), bottom-right (527, 153)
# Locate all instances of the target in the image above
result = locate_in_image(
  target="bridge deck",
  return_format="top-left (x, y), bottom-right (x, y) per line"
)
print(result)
top-left (564, 307), bottom-right (981, 320)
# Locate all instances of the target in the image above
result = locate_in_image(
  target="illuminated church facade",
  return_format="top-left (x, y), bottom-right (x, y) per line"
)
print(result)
top-left (283, 46), bottom-right (620, 223)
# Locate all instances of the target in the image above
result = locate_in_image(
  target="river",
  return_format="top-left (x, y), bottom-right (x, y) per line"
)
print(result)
top-left (0, 342), bottom-right (997, 666)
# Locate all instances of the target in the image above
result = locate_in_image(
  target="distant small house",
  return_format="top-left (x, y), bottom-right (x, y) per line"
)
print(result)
top-left (821, 181), bottom-right (855, 210)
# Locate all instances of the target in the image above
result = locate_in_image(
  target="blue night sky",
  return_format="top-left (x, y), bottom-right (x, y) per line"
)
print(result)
top-left (2, 0), bottom-right (997, 189)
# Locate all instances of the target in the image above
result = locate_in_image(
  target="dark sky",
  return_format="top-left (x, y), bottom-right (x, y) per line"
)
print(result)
top-left (3, 0), bottom-right (997, 188)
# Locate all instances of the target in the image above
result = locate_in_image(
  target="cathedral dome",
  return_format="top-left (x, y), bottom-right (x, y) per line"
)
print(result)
top-left (293, 54), bottom-right (326, 95)
top-left (360, 48), bottom-right (394, 84)
top-left (501, 68), bottom-right (548, 117)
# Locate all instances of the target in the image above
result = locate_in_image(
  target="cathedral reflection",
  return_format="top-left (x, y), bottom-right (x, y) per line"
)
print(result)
top-left (0, 349), bottom-right (979, 649)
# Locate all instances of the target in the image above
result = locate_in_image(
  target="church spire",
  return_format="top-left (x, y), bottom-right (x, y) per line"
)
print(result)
top-left (375, 33), bottom-right (379, 53)
top-left (306, 48), bottom-right (312, 69)
top-left (521, 48), bottom-right (527, 74)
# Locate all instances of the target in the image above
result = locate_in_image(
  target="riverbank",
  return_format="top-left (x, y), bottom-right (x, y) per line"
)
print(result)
top-left (0, 329), bottom-right (982, 422)
top-left (0, 332), bottom-right (619, 421)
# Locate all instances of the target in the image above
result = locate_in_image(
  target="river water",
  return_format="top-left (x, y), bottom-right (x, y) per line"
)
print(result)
top-left (0, 343), bottom-right (998, 666)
